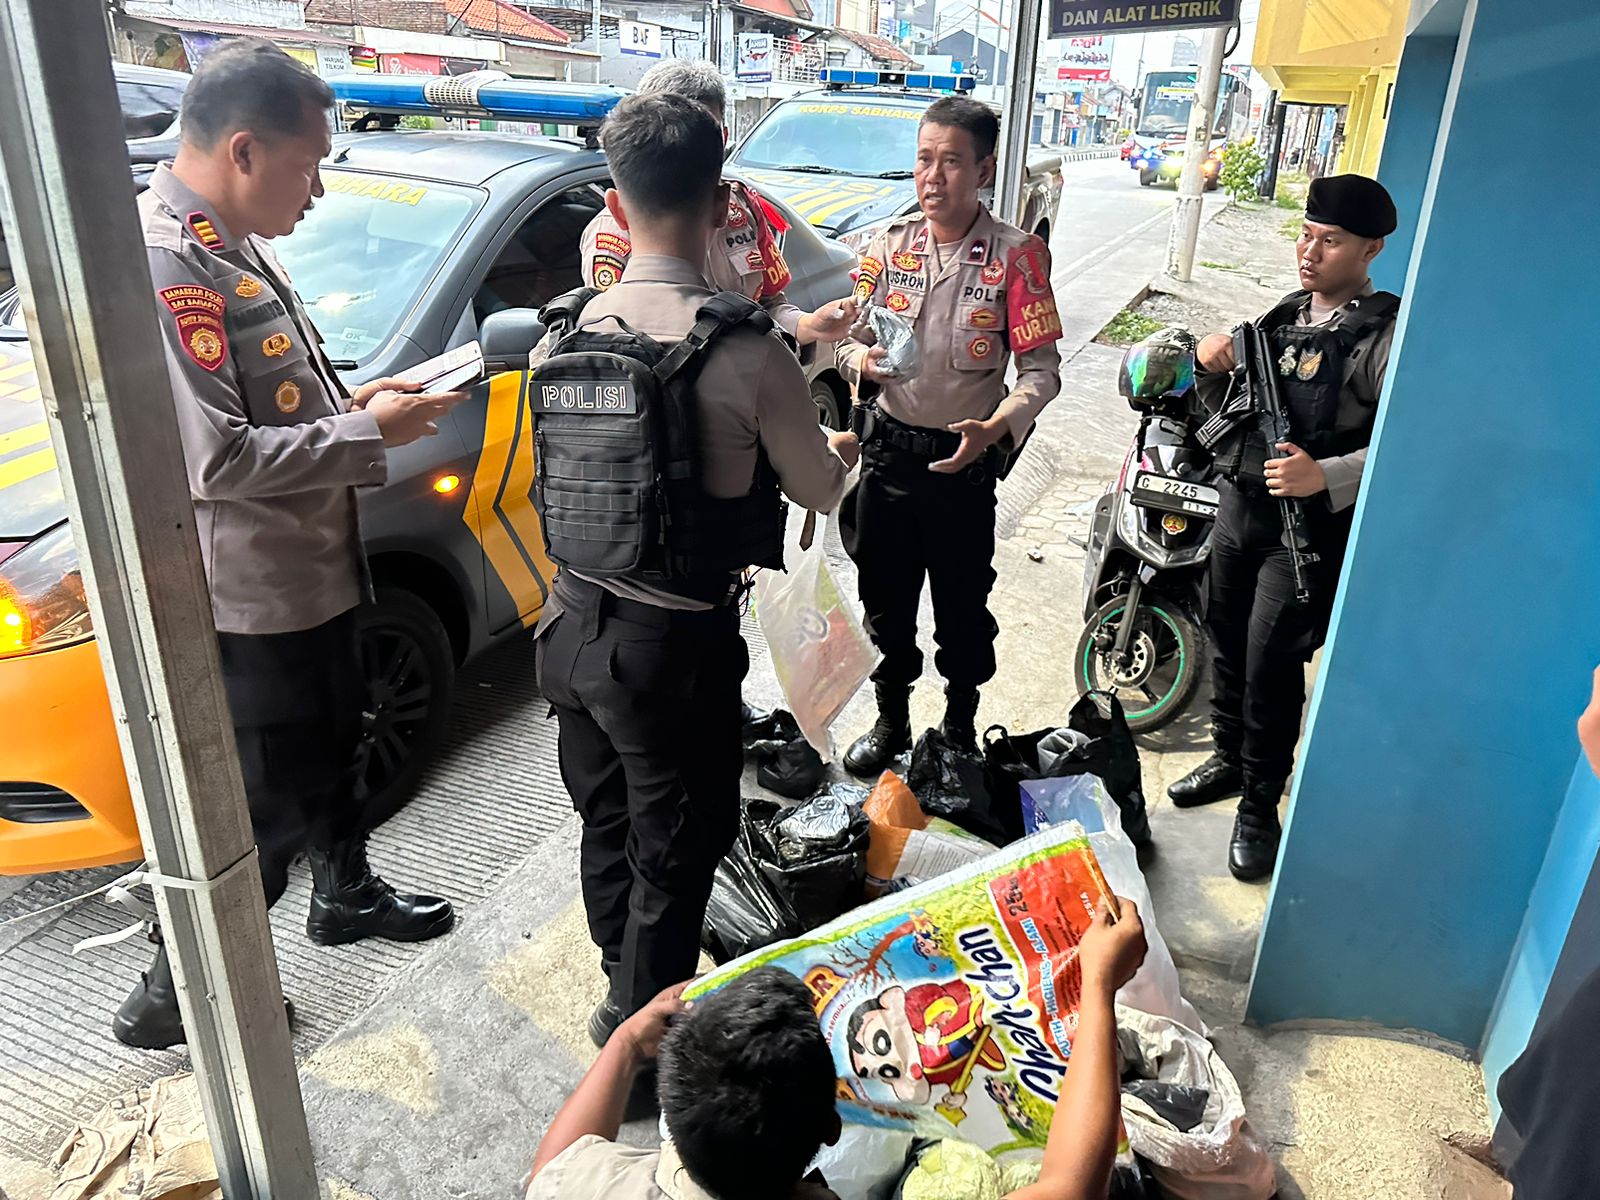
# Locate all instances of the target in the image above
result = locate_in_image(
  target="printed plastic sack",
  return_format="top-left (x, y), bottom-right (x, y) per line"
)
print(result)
top-left (755, 526), bottom-right (878, 757)
top-left (864, 771), bottom-right (995, 896)
top-left (907, 728), bottom-right (1023, 846)
top-left (686, 825), bottom-right (1115, 1157)
top-left (1117, 1008), bottom-right (1276, 1200)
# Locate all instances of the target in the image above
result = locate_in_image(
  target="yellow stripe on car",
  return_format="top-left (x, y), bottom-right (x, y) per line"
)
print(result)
top-left (0, 446), bottom-right (56, 492)
top-left (0, 421), bottom-right (50, 459)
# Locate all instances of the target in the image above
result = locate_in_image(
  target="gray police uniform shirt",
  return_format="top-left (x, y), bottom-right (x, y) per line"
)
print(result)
top-left (1299, 282), bottom-right (1394, 513)
top-left (529, 254), bottom-right (849, 612)
top-left (140, 164), bottom-right (387, 636)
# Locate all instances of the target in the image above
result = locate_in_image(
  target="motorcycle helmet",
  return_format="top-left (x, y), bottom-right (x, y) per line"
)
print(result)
top-left (1118, 327), bottom-right (1197, 410)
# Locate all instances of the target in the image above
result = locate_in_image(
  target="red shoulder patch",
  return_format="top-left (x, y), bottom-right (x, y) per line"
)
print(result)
top-left (1005, 242), bottom-right (1061, 353)
top-left (595, 231), bottom-right (631, 258)
top-left (159, 285), bottom-right (229, 373)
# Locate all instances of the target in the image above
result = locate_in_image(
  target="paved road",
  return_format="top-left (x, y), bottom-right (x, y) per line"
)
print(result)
top-left (0, 160), bottom-right (1229, 1192)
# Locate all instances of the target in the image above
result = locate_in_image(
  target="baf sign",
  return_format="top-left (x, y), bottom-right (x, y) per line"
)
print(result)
top-left (1048, 0), bottom-right (1240, 38)
top-left (620, 20), bottom-right (663, 58)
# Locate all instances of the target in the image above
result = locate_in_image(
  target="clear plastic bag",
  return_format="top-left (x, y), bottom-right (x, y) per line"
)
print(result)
top-left (865, 303), bottom-right (921, 380)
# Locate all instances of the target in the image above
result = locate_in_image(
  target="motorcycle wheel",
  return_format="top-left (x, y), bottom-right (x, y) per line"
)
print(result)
top-left (1074, 596), bottom-right (1201, 732)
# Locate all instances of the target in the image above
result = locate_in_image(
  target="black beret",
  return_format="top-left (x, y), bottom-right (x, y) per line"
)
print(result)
top-left (1305, 174), bottom-right (1398, 238)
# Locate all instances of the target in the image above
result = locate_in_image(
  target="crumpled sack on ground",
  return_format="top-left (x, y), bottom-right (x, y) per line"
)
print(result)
top-left (51, 1072), bottom-right (221, 1200)
top-left (906, 728), bottom-right (1022, 846)
top-left (743, 708), bottom-right (828, 800)
top-left (810, 1126), bottom-right (915, 1200)
top-left (863, 770), bottom-right (995, 896)
top-left (1117, 1008), bottom-right (1276, 1200)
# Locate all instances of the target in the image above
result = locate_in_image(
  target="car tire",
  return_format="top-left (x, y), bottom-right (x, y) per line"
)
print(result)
top-left (810, 374), bottom-right (846, 431)
top-left (1139, 169), bottom-right (1158, 187)
top-left (356, 587), bottom-right (456, 829)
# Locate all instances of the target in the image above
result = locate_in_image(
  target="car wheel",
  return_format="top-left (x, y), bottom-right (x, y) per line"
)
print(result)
top-left (810, 374), bottom-right (846, 431)
top-left (356, 587), bottom-right (455, 828)
top-left (1139, 169), bottom-right (1158, 187)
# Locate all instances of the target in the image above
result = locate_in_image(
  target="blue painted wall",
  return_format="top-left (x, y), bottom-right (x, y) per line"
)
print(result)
top-left (1483, 759), bottom-right (1600, 1118)
top-left (1371, 35), bottom-right (1456, 294)
top-left (1247, 0), bottom-right (1600, 1045)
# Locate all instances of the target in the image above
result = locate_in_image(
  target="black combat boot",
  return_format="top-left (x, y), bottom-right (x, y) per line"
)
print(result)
top-left (1168, 752), bottom-right (1245, 808)
top-left (940, 686), bottom-right (981, 754)
top-left (112, 942), bottom-right (184, 1050)
top-left (588, 957), bottom-right (626, 1048)
top-left (1228, 781), bottom-right (1285, 882)
top-left (306, 838), bottom-right (456, 946)
top-left (844, 683), bottom-right (912, 777)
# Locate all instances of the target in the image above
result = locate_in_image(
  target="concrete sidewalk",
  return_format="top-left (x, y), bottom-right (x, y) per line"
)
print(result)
top-left (7, 201), bottom-right (1506, 1200)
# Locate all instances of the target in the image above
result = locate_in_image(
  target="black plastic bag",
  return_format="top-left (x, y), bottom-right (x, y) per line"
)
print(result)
top-left (743, 707), bottom-right (802, 755)
top-left (983, 691), bottom-right (1152, 849)
top-left (702, 828), bottom-right (798, 964)
top-left (906, 727), bottom-right (1023, 846)
top-left (1121, 1081), bottom-right (1211, 1133)
top-left (756, 737), bottom-right (826, 799)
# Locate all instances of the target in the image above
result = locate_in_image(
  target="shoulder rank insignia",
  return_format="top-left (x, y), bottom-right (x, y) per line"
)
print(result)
top-left (1278, 346), bottom-right (1300, 376)
top-left (187, 211), bottom-right (224, 251)
top-left (235, 276), bottom-right (263, 299)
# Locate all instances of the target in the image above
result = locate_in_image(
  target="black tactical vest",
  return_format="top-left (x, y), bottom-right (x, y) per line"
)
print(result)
top-left (1220, 288), bottom-right (1400, 482)
top-left (530, 288), bottom-right (786, 604)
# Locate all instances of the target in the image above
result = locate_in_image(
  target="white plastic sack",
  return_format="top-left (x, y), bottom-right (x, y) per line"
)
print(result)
top-left (808, 1126), bottom-right (913, 1200)
top-left (1117, 1008), bottom-right (1276, 1200)
top-left (755, 520), bottom-right (877, 757)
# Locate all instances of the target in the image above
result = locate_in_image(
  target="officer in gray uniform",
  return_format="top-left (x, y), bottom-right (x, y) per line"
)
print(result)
top-left (1168, 175), bottom-right (1400, 881)
top-left (115, 40), bottom-right (462, 1049)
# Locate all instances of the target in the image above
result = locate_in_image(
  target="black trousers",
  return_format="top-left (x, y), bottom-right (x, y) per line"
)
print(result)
top-left (534, 575), bottom-right (747, 1014)
top-left (216, 611), bottom-right (366, 908)
top-left (1204, 481), bottom-right (1352, 786)
top-left (840, 440), bottom-right (1000, 691)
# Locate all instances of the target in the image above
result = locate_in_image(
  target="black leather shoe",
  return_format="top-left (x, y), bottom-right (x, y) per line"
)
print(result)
top-left (1169, 753), bottom-right (1245, 808)
top-left (844, 684), bottom-right (912, 777)
top-left (1228, 786), bottom-right (1284, 882)
top-left (588, 996), bottom-right (626, 1049)
top-left (940, 686), bottom-right (981, 754)
top-left (306, 839), bottom-right (456, 946)
top-left (113, 944), bottom-right (294, 1049)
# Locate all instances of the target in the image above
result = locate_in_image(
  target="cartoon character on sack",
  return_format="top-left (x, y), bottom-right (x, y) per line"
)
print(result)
top-left (985, 1076), bottom-right (1039, 1138)
top-left (846, 978), bottom-right (1007, 1125)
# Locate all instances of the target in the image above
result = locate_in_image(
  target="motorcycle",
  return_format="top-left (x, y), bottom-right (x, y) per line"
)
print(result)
top-left (1073, 329), bottom-right (1220, 733)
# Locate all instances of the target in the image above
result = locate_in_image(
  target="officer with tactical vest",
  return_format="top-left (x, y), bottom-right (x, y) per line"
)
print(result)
top-left (1169, 175), bottom-right (1401, 881)
top-left (579, 58), bottom-right (857, 349)
top-left (836, 97), bottom-right (1062, 774)
top-left (118, 42), bottom-right (460, 1049)
top-left (528, 93), bottom-right (856, 1083)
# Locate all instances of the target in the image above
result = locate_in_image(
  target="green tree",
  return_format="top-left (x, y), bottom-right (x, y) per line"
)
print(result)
top-left (1219, 137), bottom-right (1267, 203)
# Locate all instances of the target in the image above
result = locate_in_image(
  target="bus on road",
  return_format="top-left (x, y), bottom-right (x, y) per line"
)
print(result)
top-left (1127, 68), bottom-right (1251, 188)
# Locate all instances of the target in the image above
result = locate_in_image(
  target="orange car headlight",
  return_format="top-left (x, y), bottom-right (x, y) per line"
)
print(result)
top-left (0, 522), bottom-right (93, 659)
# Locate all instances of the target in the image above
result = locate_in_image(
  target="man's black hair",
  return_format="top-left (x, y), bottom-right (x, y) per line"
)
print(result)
top-left (658, 968), bottom-right (837, 1200)
top-left (920, 96), bottom-right (1000, 161)
top-left (600, 92), bottom-right (724, 218)
top-left (181, 38), bottom-right (334, 150)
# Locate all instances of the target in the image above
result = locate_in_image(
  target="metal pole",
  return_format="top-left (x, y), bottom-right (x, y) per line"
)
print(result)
top-left (994, 0), bottom-right (1040, 227)
top-left (1164, 24), bottom-right (1226, 281)
top-left (593, 0), bottom-right (604, 82)
top-left (0, 3), bottom-right (318, 1196)
top-left (1260, 94), bottom-right (1286, 201)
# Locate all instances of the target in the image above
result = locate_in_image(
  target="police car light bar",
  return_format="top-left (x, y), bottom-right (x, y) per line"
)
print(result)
top-left (817, 68), bottom-right (975, 94)
top-left (330, 73), bottom-right (627, 125)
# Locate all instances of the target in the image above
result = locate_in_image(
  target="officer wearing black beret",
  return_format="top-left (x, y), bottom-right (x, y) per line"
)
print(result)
top-left (1169, 174), bottom-right (1402, 881)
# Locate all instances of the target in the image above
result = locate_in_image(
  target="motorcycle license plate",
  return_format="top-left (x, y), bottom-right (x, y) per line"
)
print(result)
top-left (1132, 473), bottom-right (1219, 517)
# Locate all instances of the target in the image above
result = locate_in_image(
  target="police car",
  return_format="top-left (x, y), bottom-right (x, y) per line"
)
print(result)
top-left (726, 69), bottom-right (1063, 255)
top-left (0, 75), bottom-right (857, 875)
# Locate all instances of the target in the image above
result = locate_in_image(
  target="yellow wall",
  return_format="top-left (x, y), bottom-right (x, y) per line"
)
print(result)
top-left (1252, 0), bottom-right (1408, 175)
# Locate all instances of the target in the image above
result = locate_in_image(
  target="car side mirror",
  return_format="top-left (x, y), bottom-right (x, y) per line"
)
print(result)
top-left (480, 308), bottom-right (546, 369)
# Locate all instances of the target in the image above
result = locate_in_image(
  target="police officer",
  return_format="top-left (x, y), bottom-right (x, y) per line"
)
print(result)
top-left (531, 94), bottom-right (857, 1067)
top-left (579, 59), bottom-right (857, 349)
top-left (1168, 175), bottom-right (1400, 881)
top-left (837, 97), bottom-right (1062, 772)
top-left (116, 41), bottom-right (461, 1048)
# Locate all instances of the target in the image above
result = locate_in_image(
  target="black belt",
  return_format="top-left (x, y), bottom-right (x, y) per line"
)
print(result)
top-left (860, 407), bottom-right (963, 460)
top-left (555, 572), bottom-right (737, 625)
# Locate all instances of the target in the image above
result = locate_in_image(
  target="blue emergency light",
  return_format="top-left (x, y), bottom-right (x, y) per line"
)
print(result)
top-left (818, 67), bottom-right (974, 94)
top-left (329, 73), bottom-right (627, 125)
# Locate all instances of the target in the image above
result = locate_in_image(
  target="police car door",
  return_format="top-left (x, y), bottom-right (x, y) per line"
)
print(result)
top-left (452, 176), bottom-right (608, 637)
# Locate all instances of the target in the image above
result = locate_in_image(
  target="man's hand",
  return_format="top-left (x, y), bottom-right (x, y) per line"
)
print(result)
top-left (930, 415), bottom-right (1007, 474)
top-left (828, 429), bottom-right (861, 470)
top-left (366, 389), bottom-right (469, 448)
top-left (799, 297), bottom-right (858, 345)
top-left (860, 344), bottom-right (894, 383)
top-left (1578, 664), bottom-right (1600, 780)
top-left (1265, 442), bottom-right (1327, 498)
top-left (613, 981), bottom-right (690, 1066)
top-left (1197, 332), bottom-right (1236, 374)
top-left (350, 376), bottom-right (421, 410)
top-left (1078, 897), bottom-right (1147, 998)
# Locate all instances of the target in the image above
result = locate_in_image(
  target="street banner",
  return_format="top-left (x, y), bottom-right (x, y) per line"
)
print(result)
top-left (1048, 0), bottom-right (1240, 38)
top-left (736, 32), bottom-right (774, 82)
top-left (1058, 36), bottom-right (1110, 81)
top-left (619, 19), bottom-right (663, 58)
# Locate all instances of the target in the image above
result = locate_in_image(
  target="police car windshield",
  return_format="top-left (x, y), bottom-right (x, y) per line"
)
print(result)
top-left (272, 169), bottom-right (479, 365)
top-left (734, 98), bottom-right (922, 178)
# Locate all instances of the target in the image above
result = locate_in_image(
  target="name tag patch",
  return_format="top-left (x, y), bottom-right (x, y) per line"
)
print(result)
top-left (533, 380), bottom-right (638, 414)
top-left (886, 266), bottom-right (925, 294)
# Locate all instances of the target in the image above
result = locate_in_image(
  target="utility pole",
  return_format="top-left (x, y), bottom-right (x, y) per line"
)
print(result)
top-left (994, 0), bottom-right (1040, 225)
top-left (1164, 24), bottom-right (1225, 282)
top-left (0, 2), bottom-right (318, 1195)
top-left (592, 0), bottom-right (604, 82)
